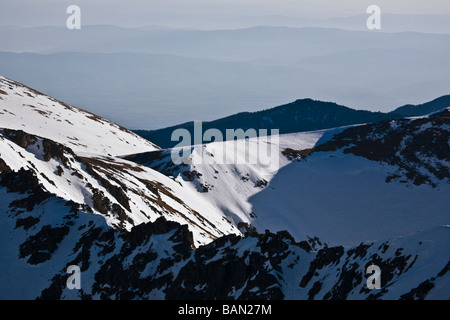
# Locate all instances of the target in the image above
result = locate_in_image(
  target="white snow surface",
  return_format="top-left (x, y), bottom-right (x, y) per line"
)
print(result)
top-left (1, 74), bottom-right (449, 249)
top-left (0, 76), bottom-right (240, 246)
top-left (157, 124), bottom-right (450, 247)
top-left (171, 129), bottom-right (332, 227)
top-left (0, 76), bottom-right (159, 156)
top-left (249, 150), bottom-right (450, 246)
top-left (0, 131), bottom-right (240, 246)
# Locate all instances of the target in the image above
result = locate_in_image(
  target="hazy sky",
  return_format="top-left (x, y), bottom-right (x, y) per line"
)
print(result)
top-left (1, 0), bottom-right (449, 129)
top-left (1, 0), bottom-right (450, 28)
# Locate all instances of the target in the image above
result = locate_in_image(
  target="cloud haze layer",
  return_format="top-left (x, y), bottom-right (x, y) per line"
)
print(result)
top-left (1, 0), bottom-right (450, 29)
top-left (0, 1), bottom-right (449, 129)
top-left (1, 25), bottom-right (449, 129)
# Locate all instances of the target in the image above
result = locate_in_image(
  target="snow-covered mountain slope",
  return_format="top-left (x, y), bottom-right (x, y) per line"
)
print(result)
top-left (126, 129), bottom-right (338, 231)
top-left (0, 76), bottom-right (241, 246)
top-left (1, 174), bottom-right (447, 299)
top-left (130, 109), bottom-right (450, 247)
top-left (0, 76), bottom-right (448, 300)
top-left (252, 108), bottom-right (450, 246)
top-left (0, 129), bottom-right (239, 246)
top-left (0, 76), bottom-right (159, 156)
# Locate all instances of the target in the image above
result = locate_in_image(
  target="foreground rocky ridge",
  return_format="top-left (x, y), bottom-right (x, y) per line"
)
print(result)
top-left (0, 168), bottom-right (448, 299)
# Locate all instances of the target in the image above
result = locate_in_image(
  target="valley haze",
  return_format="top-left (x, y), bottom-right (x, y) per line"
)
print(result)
top-left (0, 22), bottom-right (449, 129)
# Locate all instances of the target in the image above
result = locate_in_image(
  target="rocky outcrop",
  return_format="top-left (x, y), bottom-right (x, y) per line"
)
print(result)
top-left (0, 141), bottom-right (446, 300)
top-left (286, 109), bottom-right (450, 187)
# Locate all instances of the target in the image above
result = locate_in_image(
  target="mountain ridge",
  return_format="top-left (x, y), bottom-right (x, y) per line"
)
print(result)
top-left (0, 76), bottom-right (160, 156)
top-left (134, 95), bottom-right (450, 148)
top-left (0, 76), bottom-right (241, 246)
top-left (0, 76), bottom-right (449, 300)
top-left (390, 95), bottom-right (450, 117)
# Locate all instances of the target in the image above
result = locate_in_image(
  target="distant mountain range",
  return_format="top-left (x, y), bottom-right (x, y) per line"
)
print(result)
top-left (134, 95), bottom-right (450, 148)
top-left (1, 25), bottom-right (450, 129)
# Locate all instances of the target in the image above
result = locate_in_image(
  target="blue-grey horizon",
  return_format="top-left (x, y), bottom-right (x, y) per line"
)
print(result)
top-left (1, 0), bottom-right (450, 29)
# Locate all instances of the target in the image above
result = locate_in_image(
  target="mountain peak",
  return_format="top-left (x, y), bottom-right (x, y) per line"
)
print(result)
top-left (390, 94), bottom-right (450, 117)
top-left (0, 76), bottom-right (159, 156)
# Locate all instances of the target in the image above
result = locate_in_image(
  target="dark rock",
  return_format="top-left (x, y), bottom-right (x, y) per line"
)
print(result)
top-left (42, 139), bottom-right (73, 167)
top-left (299, 246), bottom-right (345, 288)
top-left (91, 188), bottom-right (111, 215)
top-left (15, 216), bottom-right (40, 230)
top-left (2, 129), bottom-right (36, 148)
top-left (19, 225), bottom-right (70, 265)
top-left (400, 280), bottom-right (435, 300)
top-left (0, 157), bottom-right (12, 173)
top-left (0, 168), bottom-right (41, 194)
top-left (9, 188), bottom-right (51, 212)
